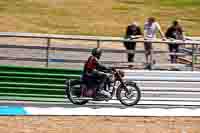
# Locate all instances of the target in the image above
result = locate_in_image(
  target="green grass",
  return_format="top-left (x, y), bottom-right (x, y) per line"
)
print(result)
top-left (0, 0), bottom-right (199, 36)
top-left (160, 0), bottom-right (200, 7)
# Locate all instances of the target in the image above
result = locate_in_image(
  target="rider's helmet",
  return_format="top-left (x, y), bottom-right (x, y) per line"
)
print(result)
top-left (91, 48), bottom-right (102, 59)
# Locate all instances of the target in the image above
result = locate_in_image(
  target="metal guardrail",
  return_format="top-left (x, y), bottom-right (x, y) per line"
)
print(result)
top-left (0, 32), bottom-right (200, 44)
top-left (0, 32), bottom-right (200, 70)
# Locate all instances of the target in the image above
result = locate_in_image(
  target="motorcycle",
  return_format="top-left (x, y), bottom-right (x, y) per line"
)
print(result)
top-left (65, 69), bottom-right (141, 106)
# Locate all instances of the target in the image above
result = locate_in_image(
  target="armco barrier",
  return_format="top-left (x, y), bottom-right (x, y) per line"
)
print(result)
top-left (0, 65), bottom-right (81, 102)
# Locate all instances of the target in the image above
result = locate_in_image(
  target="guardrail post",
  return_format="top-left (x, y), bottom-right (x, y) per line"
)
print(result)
top-left (97, 40), bottom-right (100, 48)
top-left (195, 44), bottom-right (198, 64)
top-left (192, 44), bottom-right (195, 71)
top-left (46, 38), bottom-right (51, 67)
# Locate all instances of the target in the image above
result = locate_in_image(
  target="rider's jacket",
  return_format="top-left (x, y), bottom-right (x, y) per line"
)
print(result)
top-left (83, 56), bottom-right (111, 75)
top-left (84, 56), bottom-right (97, 73)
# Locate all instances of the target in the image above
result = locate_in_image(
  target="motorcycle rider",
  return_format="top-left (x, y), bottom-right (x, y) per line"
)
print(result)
top-left (82, 48), bottom-right (112, 98)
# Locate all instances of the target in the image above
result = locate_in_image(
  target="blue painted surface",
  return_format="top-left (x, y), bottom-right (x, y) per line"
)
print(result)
top-left (0, 106), bottom-right (27, 115)
top-left (49, 59), bottom-right (65, 62)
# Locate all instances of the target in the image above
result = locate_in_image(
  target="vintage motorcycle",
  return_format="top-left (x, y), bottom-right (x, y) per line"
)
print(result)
top-left (65, 69), bottom-right (141, 106)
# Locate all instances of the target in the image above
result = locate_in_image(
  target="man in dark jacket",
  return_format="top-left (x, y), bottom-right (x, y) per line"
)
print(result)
top-left (124, 22), bottom-right (142, 62)
top-left (165, 20), bottom-right (184, 63)
top-left (82, 48), bottom-right (112, 98)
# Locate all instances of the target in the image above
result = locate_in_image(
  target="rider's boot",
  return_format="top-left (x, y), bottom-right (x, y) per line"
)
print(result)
top-left (98, 82), bottom-right (111, 99)
top-left (99, 90), bottom-right (111, 98)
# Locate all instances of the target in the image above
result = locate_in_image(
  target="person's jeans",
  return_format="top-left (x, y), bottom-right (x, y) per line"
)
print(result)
top-left (124, 42), bottom-right (136, 62)
top-left (168, 44), bottom-right (179, 63)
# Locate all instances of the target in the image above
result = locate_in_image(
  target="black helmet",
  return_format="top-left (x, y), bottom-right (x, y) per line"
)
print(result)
top-left (173, 20), bottom-right (179, 26)
top-left (91, 48), bottom-right (102, 59)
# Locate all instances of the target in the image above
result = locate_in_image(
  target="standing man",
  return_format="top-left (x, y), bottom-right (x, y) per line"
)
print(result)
top-left (165, 20), bottom-right (184, 63)
top-left (124, 22), bottom-right (142, 62)
top-left (144, 17), bottom-right (166, 64)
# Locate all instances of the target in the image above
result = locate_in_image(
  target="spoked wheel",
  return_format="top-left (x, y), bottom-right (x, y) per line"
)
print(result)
top-left (117, 81), bottom-right (141, 106)
top-left (65, 80), bottom-right (89, 105)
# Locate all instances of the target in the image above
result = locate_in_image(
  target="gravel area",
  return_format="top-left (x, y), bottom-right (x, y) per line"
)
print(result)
top-left (0, 116), bottom-right (200, 133)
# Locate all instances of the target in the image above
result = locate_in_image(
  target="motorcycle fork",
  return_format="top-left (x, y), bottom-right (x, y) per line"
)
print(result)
top-left (109, 85), bottom-right (115, 98)
top-left (119, 80), bottom-right (131, 94)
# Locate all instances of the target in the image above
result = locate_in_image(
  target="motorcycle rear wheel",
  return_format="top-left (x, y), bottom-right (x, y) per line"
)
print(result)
top-left (65, 79), bottom-right (89, 105)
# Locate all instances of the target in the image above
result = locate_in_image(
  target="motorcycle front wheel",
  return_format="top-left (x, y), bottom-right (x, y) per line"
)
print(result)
top-left (65, 79), bottom-right (89, 105)
top-left (117, 81), bottom-right (141, 106)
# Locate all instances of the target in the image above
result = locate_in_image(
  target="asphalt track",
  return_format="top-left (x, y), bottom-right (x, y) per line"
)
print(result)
top-left (1, 78), bottom-right (200, 109)
top-left (1, 78), bottom-right (200, 116)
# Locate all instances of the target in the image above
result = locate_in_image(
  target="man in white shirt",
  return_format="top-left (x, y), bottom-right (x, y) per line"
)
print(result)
top-left (144, 17), bottom-right (166, 64)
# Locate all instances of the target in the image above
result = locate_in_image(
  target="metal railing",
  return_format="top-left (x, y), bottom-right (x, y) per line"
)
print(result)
top-left (0, 32), bottom-right (200, 70)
